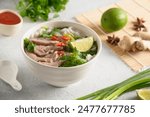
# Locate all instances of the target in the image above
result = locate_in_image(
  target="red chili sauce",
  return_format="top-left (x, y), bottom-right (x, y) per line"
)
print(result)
top-left (0, 11), bottom-right (21, 25)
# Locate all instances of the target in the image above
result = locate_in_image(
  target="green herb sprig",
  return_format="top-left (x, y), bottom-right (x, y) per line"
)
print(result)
top-left (24, 38), bottom-right (35, 52)
top-left (60, 48), bottom-right (86, 67)
top-left (17, 0), bottom-right (69, 21)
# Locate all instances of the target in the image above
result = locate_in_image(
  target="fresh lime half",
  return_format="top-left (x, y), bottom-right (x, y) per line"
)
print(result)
top-left (137, 89), bottom-right (150, 100)
top-left (71, 37), bottom-right (94, 52)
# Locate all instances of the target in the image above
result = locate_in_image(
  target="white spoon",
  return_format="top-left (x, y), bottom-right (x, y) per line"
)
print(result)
top-left (0, 60), bottom-right (22, 91)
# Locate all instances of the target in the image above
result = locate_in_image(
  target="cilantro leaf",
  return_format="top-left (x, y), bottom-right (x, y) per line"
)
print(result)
top-left (60, 48), bottom-right (86, 67)
top-left (24, 38), bottom-right (35, 52)
top-left (17, 0), bottom-right (69, 21)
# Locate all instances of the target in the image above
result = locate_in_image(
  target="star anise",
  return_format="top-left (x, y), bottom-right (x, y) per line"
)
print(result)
top-left (106, 35), bottom-right (120, 46)
top-left (133, 17), bottom-right (147, 31)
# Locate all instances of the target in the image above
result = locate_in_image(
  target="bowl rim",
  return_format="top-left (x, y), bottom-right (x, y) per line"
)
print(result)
top-left (0, 9), bottom-right (23, 26)
top-left (21, 20), bottom-right (102, 70)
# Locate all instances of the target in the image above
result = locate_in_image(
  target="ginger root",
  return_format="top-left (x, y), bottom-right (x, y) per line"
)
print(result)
top-left (135, 40), bottom-right (150, 51)
top-left (118, 36), bottom-right (141, 51)
top-left (118, 35), bottom-right (150, 52)
top-left (134, 32), bottom-right (150, 40)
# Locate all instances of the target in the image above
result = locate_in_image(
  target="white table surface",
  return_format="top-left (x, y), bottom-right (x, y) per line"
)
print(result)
top-left (0, 0), bottom-right (137, 100)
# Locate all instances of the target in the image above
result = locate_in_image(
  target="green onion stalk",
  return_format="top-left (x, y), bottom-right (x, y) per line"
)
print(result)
top-left (77, 69), bottom-right (150, 100)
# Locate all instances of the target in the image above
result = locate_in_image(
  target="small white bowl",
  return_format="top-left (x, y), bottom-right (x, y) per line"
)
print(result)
top-left (21, 21), bottom-right (102, 87)
top-left (0, 9), bottom-right (23, 36)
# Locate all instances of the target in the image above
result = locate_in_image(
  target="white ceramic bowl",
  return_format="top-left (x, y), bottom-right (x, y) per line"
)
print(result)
top-left (21, 21), bottom-right (102, 87)
top-left (0, 9), bottom-right (23, 36)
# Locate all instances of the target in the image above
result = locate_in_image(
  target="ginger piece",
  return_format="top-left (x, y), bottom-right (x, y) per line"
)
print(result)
top-left (134, 32), bottom-right (150, 40)
top-left (131, 40), bottom-right (146, 52)
top-left (132, 40), bottom-right (144, 52)
top-left (118, 35), bottom-right (150, 52)
top-left (118, 35), bottom-right (141, 51)
top-left (135, 40), bottom-right (150, 51)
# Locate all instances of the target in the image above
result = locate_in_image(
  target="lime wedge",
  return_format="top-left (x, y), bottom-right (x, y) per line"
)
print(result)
top-left (71, 37), bottom-right (94, 52)
top-left (137, 89), bottom-right (150, 100)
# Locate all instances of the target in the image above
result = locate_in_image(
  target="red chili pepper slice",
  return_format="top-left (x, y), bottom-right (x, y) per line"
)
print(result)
top-left (51, 36), bottom-right (58, 40)
top-left (61, 36), bottom-right (70, 41)
top-left (56, 42), bottom-right (66, 47)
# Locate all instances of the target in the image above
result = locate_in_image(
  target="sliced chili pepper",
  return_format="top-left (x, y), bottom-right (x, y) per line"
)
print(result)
top-left (61, 36), bottom-right (70, 41)
top-left (56, 42), bottom-right (66, 47)
top-left (51, 36), bottom-right (58, 40)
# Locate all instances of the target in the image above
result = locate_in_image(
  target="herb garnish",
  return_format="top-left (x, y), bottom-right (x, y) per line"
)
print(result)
top-left (24, 38), bottom-right (35, 52)
top-left (17, 0), bottom-right (69, 21)
top-left (60, 48), bottom-right (86, 67)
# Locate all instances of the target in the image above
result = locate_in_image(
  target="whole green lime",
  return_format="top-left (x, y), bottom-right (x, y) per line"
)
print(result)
top-left (101, 8), bottom-right (128, 32)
